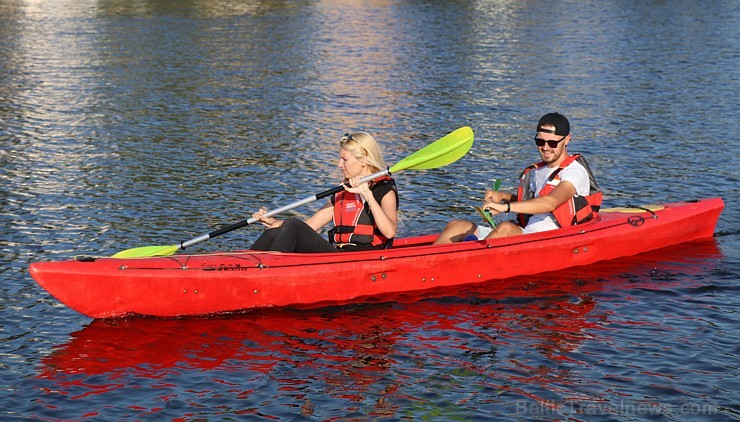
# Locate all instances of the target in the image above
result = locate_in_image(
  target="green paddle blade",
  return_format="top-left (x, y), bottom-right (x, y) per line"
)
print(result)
top-left (112, 244), bottom-right (179, 258)
top-left (389, 126), bottom-right (474, 173)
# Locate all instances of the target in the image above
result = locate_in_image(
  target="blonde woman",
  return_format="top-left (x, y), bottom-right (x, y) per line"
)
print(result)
top-left (252, 132), bottom-right (399, 252)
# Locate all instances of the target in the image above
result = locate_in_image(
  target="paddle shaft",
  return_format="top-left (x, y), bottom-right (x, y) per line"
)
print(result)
top-left (179, 168), bottom-right (391, 250)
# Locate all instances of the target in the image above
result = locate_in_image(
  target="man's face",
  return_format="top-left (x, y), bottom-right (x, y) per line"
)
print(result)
top-left (535, 125), bottom-right (569, 165)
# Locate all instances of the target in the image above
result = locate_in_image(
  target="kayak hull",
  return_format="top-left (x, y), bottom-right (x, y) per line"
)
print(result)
top-left (29, 198), bottom-right (724, 319)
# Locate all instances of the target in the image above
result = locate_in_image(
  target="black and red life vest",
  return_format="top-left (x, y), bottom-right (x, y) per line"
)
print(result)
top-left (329, 177), bottom-right (397, 248)
top-left (516, 154), bottom-right (602, 228)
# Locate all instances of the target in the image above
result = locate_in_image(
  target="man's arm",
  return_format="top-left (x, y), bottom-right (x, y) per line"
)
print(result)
top-left (483, 181), bottom-right (576, 216)
top-left (484, 189), bottom-right (515, 204)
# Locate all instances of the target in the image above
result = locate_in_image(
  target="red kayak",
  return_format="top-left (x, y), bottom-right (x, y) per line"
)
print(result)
top-left (29, 198), bottom-right (724, 319)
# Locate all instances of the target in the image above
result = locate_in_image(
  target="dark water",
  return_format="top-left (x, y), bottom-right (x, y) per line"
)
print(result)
top-left (1, 0), bottom-right (738, 420)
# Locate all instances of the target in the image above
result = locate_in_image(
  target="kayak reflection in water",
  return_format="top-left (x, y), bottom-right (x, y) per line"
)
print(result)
top-left (252, 132), bottom-right (399, 253)
top-left (434, 113), bottom-right (602, 244)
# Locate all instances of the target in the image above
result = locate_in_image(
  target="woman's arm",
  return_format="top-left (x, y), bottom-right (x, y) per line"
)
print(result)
top-left (252, 200), bottom-right (333, 231)
top-left (367, 188), bottom-right (398, 239)
top-left (304, 201), bottom-right (334, 231)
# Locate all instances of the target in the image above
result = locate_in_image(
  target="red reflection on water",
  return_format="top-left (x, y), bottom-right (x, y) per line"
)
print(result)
top-left (37, 240), bottom-right (721, 418)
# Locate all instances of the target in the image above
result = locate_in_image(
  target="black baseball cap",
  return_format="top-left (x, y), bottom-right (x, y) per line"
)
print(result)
top-left (536, 113), bottom-right (570, 136)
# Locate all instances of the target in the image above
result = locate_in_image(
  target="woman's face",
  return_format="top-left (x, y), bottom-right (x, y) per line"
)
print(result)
top-left (337, 147), bottom-right (367, 179)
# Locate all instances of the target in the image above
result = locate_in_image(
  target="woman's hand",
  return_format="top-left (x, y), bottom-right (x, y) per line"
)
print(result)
top-left (343, 175), bottom-right (371, 198)
top-left (252, 208), bottom-right (281, 228)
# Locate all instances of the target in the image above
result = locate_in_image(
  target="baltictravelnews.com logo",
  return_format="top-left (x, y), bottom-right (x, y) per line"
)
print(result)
top-left (515, 400), bottom-right (718, 417)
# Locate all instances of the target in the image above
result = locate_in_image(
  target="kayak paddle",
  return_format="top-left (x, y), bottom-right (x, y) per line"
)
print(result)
top-left (112, 126), bottom-right (474, 258)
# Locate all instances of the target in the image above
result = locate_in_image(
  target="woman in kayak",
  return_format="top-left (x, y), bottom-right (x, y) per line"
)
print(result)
top-left (251, 132), bottom-right (399, 253)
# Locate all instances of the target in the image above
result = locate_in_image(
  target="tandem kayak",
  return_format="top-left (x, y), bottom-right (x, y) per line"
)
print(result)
top-left (29, 198), bottom-right (724, 319)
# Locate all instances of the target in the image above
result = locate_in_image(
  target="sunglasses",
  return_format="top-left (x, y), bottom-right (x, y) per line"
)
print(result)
top-left (342, 133), bottom-right (355, 142)
top-left (534, 134), bottom-right (567, 148)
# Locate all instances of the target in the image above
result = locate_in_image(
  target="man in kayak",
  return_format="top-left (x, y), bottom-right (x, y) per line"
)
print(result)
top-left (251, 132), bottom-right (399, 252)
top-left (434, 112), bottom-right (601, 244)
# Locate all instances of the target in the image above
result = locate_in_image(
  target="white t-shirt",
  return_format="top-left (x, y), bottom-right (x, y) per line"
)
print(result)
top-left (521, 160), bottom-right (591, 234)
